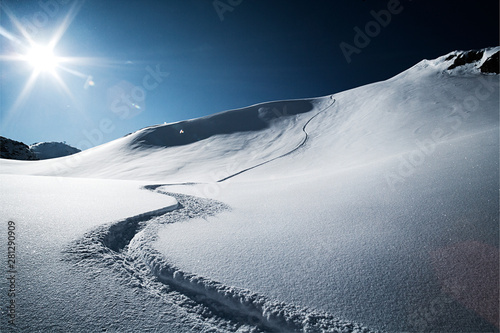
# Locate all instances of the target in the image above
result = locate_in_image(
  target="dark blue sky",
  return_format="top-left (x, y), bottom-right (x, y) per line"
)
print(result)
top-left (1, 0), bottom-right (498, 149)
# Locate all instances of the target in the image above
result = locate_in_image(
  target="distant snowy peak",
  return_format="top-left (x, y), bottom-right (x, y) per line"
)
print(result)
top-left (29, 141), bottom-right (81, 160)
top-left (0, 137), bottom-right (81, 160)
top-left (0, 136), bottom-right (38, 160)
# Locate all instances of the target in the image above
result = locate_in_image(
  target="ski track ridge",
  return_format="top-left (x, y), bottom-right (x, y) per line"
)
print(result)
top-left (63, 98), bottom-right (381, 332)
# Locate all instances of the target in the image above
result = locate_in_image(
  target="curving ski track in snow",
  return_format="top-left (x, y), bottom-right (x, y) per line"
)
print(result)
top-left (62, 98), bottom-right (380, 331)
top-left (218, 97), bottom-right (336, 182)
top-left (146, 97), bottom-right (336, 186)
top-left (64, 185), bottom-right (379, 332)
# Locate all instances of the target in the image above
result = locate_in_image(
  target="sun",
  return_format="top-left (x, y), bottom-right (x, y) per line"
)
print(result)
top-left (24, 44), bottom-right (59, 73)
top-left (0, 1), bottom-right (94, 120)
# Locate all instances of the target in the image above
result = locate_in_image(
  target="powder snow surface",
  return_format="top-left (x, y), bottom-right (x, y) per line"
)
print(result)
top-left (0, 48), bottom-right (498, 332)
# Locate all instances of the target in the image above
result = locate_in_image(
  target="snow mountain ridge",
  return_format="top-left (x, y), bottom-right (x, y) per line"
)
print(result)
top-left (0, 47), bottom-right (498, 332)
top-left (1, 47), bottom-right (498, 184)
top-left (0, 138), bottom-right (80, 160)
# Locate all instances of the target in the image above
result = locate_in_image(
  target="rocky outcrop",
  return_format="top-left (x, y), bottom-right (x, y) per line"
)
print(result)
top-left (0, 136), bottom-right (38, 160)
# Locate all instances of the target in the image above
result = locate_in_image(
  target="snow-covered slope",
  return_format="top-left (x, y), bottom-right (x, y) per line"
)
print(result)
top-left (29, 141), bottom-right (81, 160)
top-left (147, 48), bottom-right (499, 332)
top-left (1, 48), bottom-right (498, 332)
top-left (1, 48), bottom-right (498, 183)
top-left (0, 96), bottom-right (334, 182)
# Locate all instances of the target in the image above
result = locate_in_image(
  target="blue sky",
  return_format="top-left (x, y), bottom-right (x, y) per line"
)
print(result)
top-left (0, 0), bottom-right (498, 149)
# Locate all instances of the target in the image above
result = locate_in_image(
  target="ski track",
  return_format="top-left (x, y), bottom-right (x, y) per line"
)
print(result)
top-left (218, 98), bottom-right (336, 182)
top-left (63, 98), bottom-right (380, 332)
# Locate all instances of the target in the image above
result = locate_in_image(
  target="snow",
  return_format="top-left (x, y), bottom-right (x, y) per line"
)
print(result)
top-left (153, 126), bottom-right (498, 332)
top-left (0, 48), bottom-right (498, 332)
top-left (0, 175), bottom-right (190, 332)
top-left (0, 96), bottom-right (334, 183)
